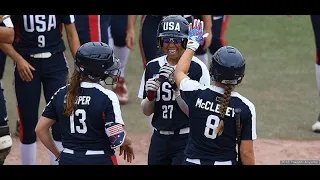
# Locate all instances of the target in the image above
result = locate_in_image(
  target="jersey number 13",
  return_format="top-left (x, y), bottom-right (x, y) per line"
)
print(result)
top-left (70, 109), bottom-right (87, 134)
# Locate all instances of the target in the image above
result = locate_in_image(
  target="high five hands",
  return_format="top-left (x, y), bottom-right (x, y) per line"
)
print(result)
top-left (186, 19), bottom-right (209, 52)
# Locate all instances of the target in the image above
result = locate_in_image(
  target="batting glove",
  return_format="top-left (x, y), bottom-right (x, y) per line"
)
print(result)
top-left (145, 78), bottom-right (161, 101)
top-left (186, 19), bottom-right (209, 52)
top-left (159, 63), bottom-right (174, 81)
top-left (146, 78), bottom-right (161, 92)
top-left (159, 63), bottom-right (178, 90)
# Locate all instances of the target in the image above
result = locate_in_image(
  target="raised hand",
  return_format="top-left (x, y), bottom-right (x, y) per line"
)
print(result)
top-left (186, 19), bottom-right (209, 52)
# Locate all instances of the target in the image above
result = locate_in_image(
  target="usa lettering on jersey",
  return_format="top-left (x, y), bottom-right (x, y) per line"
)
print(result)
top-left (23, 15), bottom-right (57, 32)
top-left (163, 22), bottom-right (180, 31)
top-left (22, 15), bottom-right (57, 48)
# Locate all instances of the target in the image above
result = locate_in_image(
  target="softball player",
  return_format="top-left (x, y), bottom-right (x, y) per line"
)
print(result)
top-left (174, 19), bottom-right (256, 165)
top-left (193, 15), bottom-right (229, 67)
top-left (126, 15), bottom-right (212, 68)
top-left (138, 15), bottom-right (210, 165)
top-left (310, 15), bottom-right (320, 133)
top-left (0, 15), bottom-right (13, 165)
top-left (0, 15), bottom-right (80, 165)
top-left (35, 42), bottom-right (134, 165)
top-left (128, 15), bottom-right (211, 132)
top-left (108, 15), bottom-right (131, 105)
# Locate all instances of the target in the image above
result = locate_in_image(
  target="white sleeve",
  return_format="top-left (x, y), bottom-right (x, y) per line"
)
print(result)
top-left (199, 64), bottom-right (211, 86)
top-left (138, 70), bottom-right (146, 99)
top-left (180, 77), bottom-right (203, 92)
top-left (108, 91), bottom-right (125, 125)
top-left (3, 16), bottom-right (13, 28)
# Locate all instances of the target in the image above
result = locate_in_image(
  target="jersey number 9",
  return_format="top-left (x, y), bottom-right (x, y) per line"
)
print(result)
top-left (38, 35), bottom-right (45, 47)
top-left (70, 109), bottom-right (87, 134)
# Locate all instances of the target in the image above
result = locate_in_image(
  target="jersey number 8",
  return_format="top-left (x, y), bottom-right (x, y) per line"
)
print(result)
top-left (70, 109), bottom-right (87, 134)
top-left (204, 115), bottom-right (220, 139)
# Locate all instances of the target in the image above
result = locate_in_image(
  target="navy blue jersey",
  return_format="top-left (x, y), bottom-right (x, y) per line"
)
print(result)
top-left (11, 15), bottom-right (75, 55)
top-left (180, 78), bottom-right (257, 161)
top-left (42, 82), bottom-right (124, 152)
top-left (138, 55), bottom-right (210, 131)
top-left (74, 15), bottom-right (111, 45)
top-left (0, 15), bottom-right (13, 28)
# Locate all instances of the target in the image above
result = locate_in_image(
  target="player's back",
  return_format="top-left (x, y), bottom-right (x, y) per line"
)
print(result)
top-left (183, 85), bottom-right (256, 161)
top-left (51, 82), bottom-right (119, 152)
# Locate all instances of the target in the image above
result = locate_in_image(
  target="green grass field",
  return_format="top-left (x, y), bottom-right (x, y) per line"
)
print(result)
top-left (2, 15), bottom-right (320, 140)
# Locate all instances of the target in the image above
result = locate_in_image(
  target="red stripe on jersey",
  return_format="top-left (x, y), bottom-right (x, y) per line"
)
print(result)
top-left (220, 15), bottom-right (229, 46)
top-left (111, 155), bottom-right (118, 165)
top-left (15, 23), bottom-right (21, 43)
top-left (88, 15), bottom-right (99, 41)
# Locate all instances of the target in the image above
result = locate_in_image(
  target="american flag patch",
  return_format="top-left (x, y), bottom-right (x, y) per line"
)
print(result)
top-left (105, 123), bottom-right (124, 137)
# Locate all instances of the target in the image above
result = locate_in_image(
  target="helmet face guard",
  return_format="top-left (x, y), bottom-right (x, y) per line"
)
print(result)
top-left (74, 42), bottom-right (121, 85)
top-left (101, 56), bottom-right (121, 85)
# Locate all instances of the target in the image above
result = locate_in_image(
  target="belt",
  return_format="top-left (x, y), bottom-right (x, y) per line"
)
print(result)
top-left (30, 52), bottom-right (52, 58)
top-left (154, 127), bottom-right (190, 135)
top-left (186, 158), bottom-right (233, 165)
top-left (62, 148), bottom-right (105, 155)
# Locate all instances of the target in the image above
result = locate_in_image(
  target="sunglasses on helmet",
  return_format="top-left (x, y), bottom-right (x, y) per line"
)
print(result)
top-left (161, 37), bottom-right (183, 44)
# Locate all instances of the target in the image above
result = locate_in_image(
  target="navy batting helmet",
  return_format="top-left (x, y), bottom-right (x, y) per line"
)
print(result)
top-left (157, 15), bottom-right (189, 49)
top-left (210, 46), bottom-right (245, 85)
top-left (75, 42), bottom-right (120, 84)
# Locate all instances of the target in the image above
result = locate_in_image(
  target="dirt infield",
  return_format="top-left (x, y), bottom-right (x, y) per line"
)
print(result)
top-left (4, 133), bottom-right (320, 165)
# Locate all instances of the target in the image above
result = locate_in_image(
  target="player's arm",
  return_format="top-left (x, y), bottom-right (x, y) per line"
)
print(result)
top-left (35, 91), bottom-right (60, 159)
top-left (0, 43), bottom-right (35, 81)
top-left (104, 94), bottom-right (134, 163)
top-left (239, 140), bottom-right (255, 165)
top-left (0, 15), bottom-right (14, 44)
top-left (175, 19), bottom-right (207, 88)
top-left (175, 49), bottom-right (194, 88)
top-left (239, 102), bottom-right (257, 165)
top-left (126, 15), bottom-right (138, 50)
top-left (60, 15), bottom-right (80, 58)
top-left (140, 77), bottom-right (159, 116)
top-left (138, 69), bottom-right (158, 116)
top-left (0, 27), bottom-right (13, 44)
top-left (201, 15), bottom-right (212, 49)
top-left (141, 97), bottom-right (156, 116)
top-left (35, 116), bottom-right (60, 158)
top-left (64, 23), bottom-right (80, 58)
